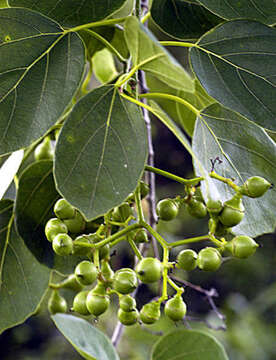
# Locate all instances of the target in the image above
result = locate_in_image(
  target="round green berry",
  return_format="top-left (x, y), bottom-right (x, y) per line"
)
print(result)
top-left (112, 202), bottom-right (133, 222)
top-left (206, 199), bottom-right (223, 215)
top-left (52, 233), bottom-right (73, 256)
top-left (156, 199), bottom-right (179, 221)
top-left (177, 249), bottom-right (197, 271)
top-left (133, 229), bottom-right (148, 243)
top-left (225, 235), bottom-right (258, 259)
top-left (140, 301), bottom-right (161, 324)
top-left (75, 261), bottom-right (98, 286)
top-left (119, 295), bottom-right (136, 312)
top-left (54, 198), bottom-right (75, 220)
top-left (187, 199), bottom-right (207, 219)
top-left (240, 176), bottom-right (271, 198)
top-left (136, 257), bottom-right (162, 284)
top-left (34, 136), bottom-right (53, 161)
top-left (197, 247), bottom-right (222, 272)
top-left (45, 218), bottom-right (68, 242)
top-left (164, 295), bottom-right (187, 321)
top-left (48, 290), bottom-right (67, 314)
top-left (86, 290), bottom-right (110, 317)
top-left (219, 194), bottom-right (244, 227)
top-left (64, 211), bottom-right (85, 234)
top-left (72, 291), bottom-right (90, 315)
top-left (113, 268), bottom-right (138, 294)
top-left (117, 308), bottom-right (139, 326)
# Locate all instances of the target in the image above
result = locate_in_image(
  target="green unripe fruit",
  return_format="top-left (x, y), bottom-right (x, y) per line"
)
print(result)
top-left (100, 259), bottom-right (114, 284)
top-left (58, 274), bottom-right (84, 292)
top-left (119, 295), bottom-right (136, 312)
top-left (140, 301), bottom-right (161, 324)
top-left (187, 199), bottom-right (207, 219)
top-left (225, 235), bottom-right (258, 259)
top-left (177, 249), bottom-right (197, 271)
top-left (118, 308), bottom-right (139, 326)
top-left (164, 295), bottom-right (187, 321)
top-left (54, 198), bottom-right (75, 220)
top-left (156, 198), bottom-right (179, 221)
top-left (72, 291), bottom-right (90, 315)
top-left (219, 194), bottom-right (244, 227)
top-left (73, 235), bottom-right (92, 256)
top-left (136, 257), bottom-right (162, 284)
top-left (86, 289), bottom-right (110, 316)
top-left (52, 233), bottom-right (73, 256)
top-left (45, 218), bottom-right (68, 242)
top-left (88, 233), bottom-right (110, 260)
top-left (75, 261), bottom-right (98, 286)
top-left (240, 176), bottom-right (271, 198)
top-left (197, 247), bottom-right (222, 272)
top-left (112, 202), bottom-right (133, 222)
top-left (206, 199), bottom-right (223, 215)
top-left (133, 229), bottom-right (148, 243)
top-left (113, 268), bottom-right (138, 294)
top-left (64, 211), bottom-right (85, 234)
top-left (34, 136), bottom-right (53, 161)
top-left (48, 290), bottom-right (67, 314)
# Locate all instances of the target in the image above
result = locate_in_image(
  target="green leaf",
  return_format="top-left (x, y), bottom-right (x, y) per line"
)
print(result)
top-left (52, 314), bottom-right (120, 360)
top-left (147, 75), bottom-right (215, 136)
top-left (15, 160), bottom-right (81, 272)
top-left (0, 200), bottom-right (50, 334)
top-left (54, 86), bottom-right (148, 220)
top-left (193, 103), bottom-right (276, 237)
top-left (151, 329), bottom-right (229, 360)
top-left (9, 0), bottom-right (128, 27)
top-left (93, 48), bottom-right (118, 84)
top-left (190, 20), bottom-right (276, 130)
top-left (124, 16), bottom-right (194, 92)
top-left (79, 27), bottom-right (115, 58)
top-left (197, 0), bottom-right (276, 25)
top-left (0, 8), bottom-right (85, 155)
top-left (151, 0), bottom-right (222, 40)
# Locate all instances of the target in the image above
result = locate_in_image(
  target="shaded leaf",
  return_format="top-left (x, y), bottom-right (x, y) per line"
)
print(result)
top-left (147, 74), bottom-right (215, 136)
top-left (124, 16), bottom-right (194, 91)
top-left (79, 26), bottom-right (115, 59)
top-left (151, 0), bottom-right (222, 40)
top-left (9, 0), bottom-right (128, 27)
top-left (193, 103), bottom-right (276, 237)
top-left (0, 8), bottom-right (85, 155)
top-left (0, 200), bottom-right (50, 334)
top-left (52, 314), bottom-right (120, 360)
top-left (151, 329), bottom-right (229, 359)
top-left (197, 0), bottom-right (276, 25)
top-left (190, 20), bottom-right (276, 130)
top-left (54, 86), bottom-right (147, 220)
top-left (15, 160), bottom-right (80, 272)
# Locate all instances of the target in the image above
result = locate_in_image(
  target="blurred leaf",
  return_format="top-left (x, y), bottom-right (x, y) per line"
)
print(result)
top-left (79, 27), bottom-right (115, 58)
top-left (124, 16), bottom-right (194, 91)
top-left (0, 200), bottom-right (50, 334)
top-left (54, 86), bottom-right (148, 220)
top-left (110, 27), bottom-right (129, 60)
top-left (0, 8), bottom-right (85, 155)
top-left (190, 20), bottom-right (276, 130)
top-left (15, 160), bottom-right (81, 272)
top-left (93, 48), bottom-right (118, 84)
top-left (52, 314), bottom-right (120, 360)
top-left (151, 0), bottom-right (222, 40)
top-left (9, 0), bottom-right (128, 27)
top-left (197, 0), bottom-right (276, 24)
top-left (193, 103), bottom-right (276, 237)
top-left (151, 329), bottom-right (229, 359)
top-left (147, 75), bottom-right (215, 135)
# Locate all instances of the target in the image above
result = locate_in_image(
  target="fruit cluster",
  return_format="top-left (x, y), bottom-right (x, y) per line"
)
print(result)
top-left (46, 173), bottom-right (271, 326)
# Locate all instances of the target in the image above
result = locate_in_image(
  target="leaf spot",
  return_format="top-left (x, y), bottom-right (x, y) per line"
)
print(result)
top-left (4, 35), bottom-right (11, 42)
top-left (66, 135), bottom-right (75, 143)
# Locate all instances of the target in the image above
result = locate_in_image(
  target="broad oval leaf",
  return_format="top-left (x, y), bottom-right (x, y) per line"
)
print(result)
top-left (0, 200), bottom-right (50, 334)
top-left (0, 8), bottom-right (85, 155)
top-left (197, 0), bottom-right (276, 25)
top-left (193, 103), bottom-right (276, 237)
top-left (52, 314), bottom-right (120, 360)
top-left (124, 16), bottom-right (194, 92)
top-left (54, 86), bottom-right (148, 220)
top-left (151, 0), bottom-right (222, 40)
top-left (190, 20), bottom-right (276, 130)
top-left (15, 160), bottom-right (81, 272)
top-left (9, 0), bottom-right (128, 27)
top-left (151, 329), bottom-right (229, 360)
